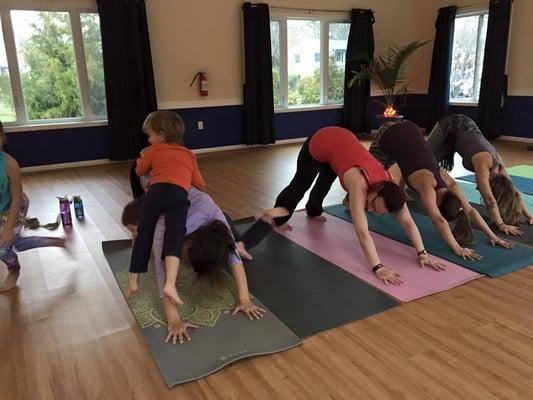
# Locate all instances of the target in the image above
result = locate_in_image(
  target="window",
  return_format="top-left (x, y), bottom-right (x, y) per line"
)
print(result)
top-left (449, 11), bottom-right (488, 104)
top-left (270, 12), bottom-right (350, 108)
top-left (0, 6), bottom-right (106, 127)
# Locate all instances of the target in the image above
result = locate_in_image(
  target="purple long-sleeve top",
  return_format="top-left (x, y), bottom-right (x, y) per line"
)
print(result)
top-left (152, 186), bottom-right (241, 298)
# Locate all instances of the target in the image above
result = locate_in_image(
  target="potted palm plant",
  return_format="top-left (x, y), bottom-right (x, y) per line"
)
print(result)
top-left (348, 40), bottom-right (428, 118)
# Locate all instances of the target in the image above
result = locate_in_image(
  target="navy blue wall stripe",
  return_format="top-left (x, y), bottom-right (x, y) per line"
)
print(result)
top-left (7, 95), bottom-right (533, 167)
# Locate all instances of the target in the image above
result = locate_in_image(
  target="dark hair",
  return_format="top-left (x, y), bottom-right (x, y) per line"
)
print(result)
top-left (439, 191), bottom-right (475, 245)
top-left (488, 174), bottom-right (525, 225)
top-left (122, 199), bottom-right (141, 226)
top-left (0, 120), bottom-right (6, 149)
top-left (372, 181), bottom-right (406, 213)
top-left (143, 110), bottom-right (185, 144)
top-left (438, 130), bottom-right (457, 172)
top-left (187, 221), bottom-right (235, 282)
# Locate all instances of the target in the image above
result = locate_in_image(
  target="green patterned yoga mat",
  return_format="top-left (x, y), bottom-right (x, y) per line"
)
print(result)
top-left (324, 205), bottom-right (533, 277)
top-left (507, 165), bottom-right (533, 179)
top-left (102, 240), bottom-right (302, 387)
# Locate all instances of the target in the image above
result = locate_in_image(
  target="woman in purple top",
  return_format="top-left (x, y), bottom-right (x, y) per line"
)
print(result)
top-left (369, 120), bottom-right (513, 259)
top-left (122, 187), bottom-right (273, 344)
top-left (428, 114), bottom-right (532, 234)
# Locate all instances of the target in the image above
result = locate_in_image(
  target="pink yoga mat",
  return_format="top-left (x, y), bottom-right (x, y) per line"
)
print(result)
top-left (276, 211), bottom-right (481, 303)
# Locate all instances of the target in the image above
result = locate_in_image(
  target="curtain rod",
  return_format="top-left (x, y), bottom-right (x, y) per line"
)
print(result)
top-left (269, 6), bottom-right (366, 14)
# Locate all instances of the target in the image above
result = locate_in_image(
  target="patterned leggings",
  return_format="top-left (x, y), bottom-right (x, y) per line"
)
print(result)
top-left (0, 194), bottom-right (65, 273)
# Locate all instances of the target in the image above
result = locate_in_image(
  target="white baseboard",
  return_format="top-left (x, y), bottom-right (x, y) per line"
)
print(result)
top-left (193, 137), bottom-right (306, 154)
top-left (20, 138), bottom-right (308, 172)
top-left (21, 159), bottom-right (116, 173)
top-left (499, 135), bottom-right (533, 144)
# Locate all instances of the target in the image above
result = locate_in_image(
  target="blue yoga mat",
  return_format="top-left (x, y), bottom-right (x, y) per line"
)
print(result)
top-left (456, 180), bottom-right (533, 211)
top-left (324, 204), bottom-right (533, 278)
top-left (457, 173), bottom-right (533, 195)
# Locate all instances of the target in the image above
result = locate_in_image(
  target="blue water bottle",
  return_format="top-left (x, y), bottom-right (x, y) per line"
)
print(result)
top-left (73, 195), bottom-right (85, 219)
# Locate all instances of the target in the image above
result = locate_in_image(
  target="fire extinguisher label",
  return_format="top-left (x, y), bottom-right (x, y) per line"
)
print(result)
top-left (201, 80), bottom-right (208, 92)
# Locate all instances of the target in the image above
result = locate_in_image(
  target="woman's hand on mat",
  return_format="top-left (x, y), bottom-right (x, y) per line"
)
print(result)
top-left (232, 300), bottom-right (266, 320)
top-left (166, 319), bottom-right (199, 345)
top-left (497, 223), bottom-right (522, 236)
top-left (375, 266), bottom-right (403, 286)
top-left (489, 237), bottom-right (514, 249)
top-left (418, 254), bottom-right (446, 271)
top-left (455, 247), bottom-right (482, 261)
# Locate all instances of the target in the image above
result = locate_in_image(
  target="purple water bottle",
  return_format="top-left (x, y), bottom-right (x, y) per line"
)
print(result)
top-left (58, 196), bottom-right (72, 229)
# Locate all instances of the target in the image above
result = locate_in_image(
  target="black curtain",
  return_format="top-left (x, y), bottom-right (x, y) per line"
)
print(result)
top-left (477, 0), bottom-right (512, 138)
top-left (97, 0), bottom-right (158, 160)
top-left (427, 6), bottom-right (457, 129)
top-left (343, 9), bottom-right (375, 136)
top-left (242, 2), bottom-right (275, 145)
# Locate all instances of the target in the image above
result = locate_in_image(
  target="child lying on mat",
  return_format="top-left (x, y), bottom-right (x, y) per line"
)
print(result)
top-left (121, 188), bottom-right (288, 344)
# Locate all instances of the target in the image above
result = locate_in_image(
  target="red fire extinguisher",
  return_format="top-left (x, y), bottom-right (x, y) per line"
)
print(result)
top-left (190, 72), bottom-right (208, 96)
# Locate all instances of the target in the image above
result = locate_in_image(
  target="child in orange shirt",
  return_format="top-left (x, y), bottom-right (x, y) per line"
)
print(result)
top-left (129, 111), bottom-right (205, 305)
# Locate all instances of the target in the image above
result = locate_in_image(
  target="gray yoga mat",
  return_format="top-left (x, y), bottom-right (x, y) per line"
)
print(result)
top-left (234, 219), bottom-right (399, 338)
top-left (324, 205), bottom-right (533, 278)
top-left (102, 239), bottom-right (302, 387)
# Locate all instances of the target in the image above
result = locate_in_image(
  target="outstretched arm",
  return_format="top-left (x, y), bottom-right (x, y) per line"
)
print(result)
top-left (230, 263), bottom-right (265, 319)
top-left (394, 205), bottom-right (445, 270)
top-left (448, 178), bottom-right (513, 249)
top-left (474, 162), bottom-right (521, 235)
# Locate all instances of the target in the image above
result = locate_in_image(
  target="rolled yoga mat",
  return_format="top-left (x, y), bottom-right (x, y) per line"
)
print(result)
top-left (276, 211), bottom-right (481, 303)
top-left (324, 205), bottom-right (533, 278)
top-left (457, 172), bottom-right (533, 195)
top-left (234, 219), bottom-right (399, 338)
top-left (102, 240), bottom-right (302, 387)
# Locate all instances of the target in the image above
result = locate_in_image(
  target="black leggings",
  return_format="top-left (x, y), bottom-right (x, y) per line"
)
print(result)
top-left (130, 183), bottom-right (188, 273)
top-left (273, 136), bottom-right (337, 226)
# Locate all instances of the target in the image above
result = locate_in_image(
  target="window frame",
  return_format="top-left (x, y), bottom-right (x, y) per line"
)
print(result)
top-left (449, 9), bottom-right (489, 106)
top-left (270, 10), bottom-right (350, 112)
top-left (0, 2), bottom-right (107, 131)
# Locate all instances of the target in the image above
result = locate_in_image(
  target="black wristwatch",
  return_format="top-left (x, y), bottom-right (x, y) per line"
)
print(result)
top-left (372, 263), bottom-right (384, 273)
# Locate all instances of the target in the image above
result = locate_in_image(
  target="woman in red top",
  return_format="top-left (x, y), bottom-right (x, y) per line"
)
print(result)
top-left (270, 126), bottom-right (443, 285)
top-left (129, 111), bottom-right (206, 306)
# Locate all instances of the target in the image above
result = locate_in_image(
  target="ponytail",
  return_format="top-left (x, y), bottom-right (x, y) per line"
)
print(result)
top-left (451, 209), bottom-right (475, 246)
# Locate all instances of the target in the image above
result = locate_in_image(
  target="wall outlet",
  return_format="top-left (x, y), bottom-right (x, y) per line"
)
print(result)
top-left (197, 120), bottom-right (204, 130)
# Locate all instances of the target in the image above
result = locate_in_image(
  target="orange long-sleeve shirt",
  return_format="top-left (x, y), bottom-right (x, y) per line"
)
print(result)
top-left (136, 143), bottom-right (206, 191)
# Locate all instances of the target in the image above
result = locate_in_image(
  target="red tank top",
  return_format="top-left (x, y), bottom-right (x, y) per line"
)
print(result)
top-left (309, 126), bottom-right (390, 190)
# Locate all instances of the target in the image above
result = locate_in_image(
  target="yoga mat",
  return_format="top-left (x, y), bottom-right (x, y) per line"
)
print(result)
top-left (276, 212), bottom-right (481, 303)
top-left (102, 240), bottom-right (302, 387)
top-left (234, 219), bottom-right (399, 337)
top-left (453, 181), bottom-right (533, 247)
top-left (457, 173), bottom-right (533, 195)
top-left (506, 165), bottom-right (533, 179)
top-left (324, 205), bottom-right (533, 278)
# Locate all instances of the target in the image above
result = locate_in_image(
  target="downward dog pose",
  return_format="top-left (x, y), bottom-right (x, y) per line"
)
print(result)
top-left (267, 126), bottom-right (444, 285)
top-left (122, 186), bottom-right (267, 344)
top-left (428, 114), bottom-right (532, 233)
top-left (369, 120), bottom-right (513, 258)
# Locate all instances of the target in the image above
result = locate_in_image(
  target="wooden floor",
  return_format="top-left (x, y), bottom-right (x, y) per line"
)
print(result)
top-left (1, 139), bottom-right (532, 399)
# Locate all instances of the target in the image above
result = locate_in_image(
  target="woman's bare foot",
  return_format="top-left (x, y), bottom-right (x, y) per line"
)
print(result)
top-left (127, 273), bottom-right (139, 298)
top-left (278, 223), bottom-right (292, 231)
top-left (260, 207), bottom-right (290, 224)
top-left (236, 241), bottom-right (253, 261)
top-left (163, 284), bottom-right (183, 305)
top-left (308, 215), bottom-right (327, 222)
top-left (0, 271), bottom-right (19, 292)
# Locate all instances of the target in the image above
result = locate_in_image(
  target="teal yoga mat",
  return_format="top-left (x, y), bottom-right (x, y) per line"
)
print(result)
top-left (456, 180), bottom-right (533, 210)
top-left (102, 240), bottom-right (302, 387)
top-left (457, 173), bottom-right (533, 195)
top-left (324, 205), bottom-right (533, 278)
top-left (506, 165), bottom-right (533, 179)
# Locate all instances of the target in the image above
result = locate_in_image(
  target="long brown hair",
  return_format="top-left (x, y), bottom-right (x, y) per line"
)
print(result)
top-left (439, 190), bottom-right (475, 245)
top-left (488, 174), bottom-right (525, 225)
